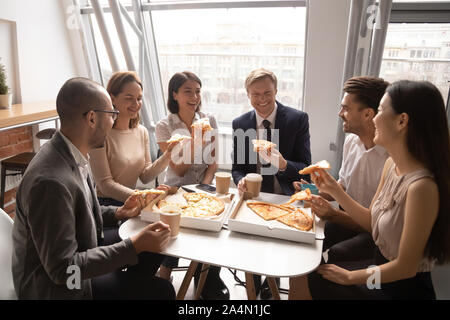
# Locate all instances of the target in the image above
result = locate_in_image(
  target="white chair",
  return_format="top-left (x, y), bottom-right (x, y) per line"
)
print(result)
top-left (0, 209), bottom-right (17, 299)
top-left (432, 264), bottom-right (450, 300)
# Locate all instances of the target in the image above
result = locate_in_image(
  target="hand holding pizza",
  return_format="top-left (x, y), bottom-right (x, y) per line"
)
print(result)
top-left (257, 147), bottom-right (288, 171)
top-left (310, 194), bottom-right (337, 221)
top-left (310, 169), bottom-right (341, 199)
top-left (115, 193), bottom-right (146, 220)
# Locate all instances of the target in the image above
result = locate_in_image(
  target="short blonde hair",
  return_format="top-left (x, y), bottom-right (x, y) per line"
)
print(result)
top-left (245, 68), bottom-right (277, 91)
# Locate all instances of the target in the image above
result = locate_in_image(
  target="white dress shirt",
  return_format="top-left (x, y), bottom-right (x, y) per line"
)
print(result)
top-left (338, 133), bottom-right (389, 208)
top-left (254, 103), bottom-right (284, 195)
top-left (59, 132), bottom-right (94, 211)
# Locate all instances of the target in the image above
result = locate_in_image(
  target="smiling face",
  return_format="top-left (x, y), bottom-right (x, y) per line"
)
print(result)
top-left (338, 92), bottom-right (373, 135)
top-left (111, 81), bottom-right (143, 120)
top-left (172, 79), bottom-right (201, 114)
top-left (373, 93), bottom-right (402, 148)
top-left (91, 88), bottom-right (115, 148)
top-left (247, 77), bottom-right (277, 118)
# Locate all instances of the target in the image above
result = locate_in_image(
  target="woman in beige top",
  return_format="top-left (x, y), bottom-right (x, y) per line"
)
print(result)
top-left (90, 72), bottom-right (175, 206)
top-left (290, 80), bottom-right (450, 299)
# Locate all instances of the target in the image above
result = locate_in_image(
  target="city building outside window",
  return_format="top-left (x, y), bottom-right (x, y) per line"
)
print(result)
top-left (381, 23), bottom-right (450, 101)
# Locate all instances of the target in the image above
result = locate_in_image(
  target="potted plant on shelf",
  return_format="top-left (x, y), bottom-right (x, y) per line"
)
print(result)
top-left (0, 60), bottom-right (12, 108)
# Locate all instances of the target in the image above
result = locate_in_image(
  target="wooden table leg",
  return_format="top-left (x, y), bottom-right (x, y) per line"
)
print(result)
top-left (194, 264), bottom-right (210, 299)
top-left (176, 261), bottom-right (198, 300)
top-left (267, 277), bottom-right (281, 300)
top-left (245, 273), bottom-right (257, 300)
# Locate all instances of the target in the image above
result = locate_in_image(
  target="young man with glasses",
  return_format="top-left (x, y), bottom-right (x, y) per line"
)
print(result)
top-left (12, 77), bottom-right (175, 299)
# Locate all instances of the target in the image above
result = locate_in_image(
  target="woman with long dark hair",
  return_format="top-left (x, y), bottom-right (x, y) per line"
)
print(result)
top-left (290, 80), bottom-right (450, 299)
top-left (155, 71), bottom-right (228, 300)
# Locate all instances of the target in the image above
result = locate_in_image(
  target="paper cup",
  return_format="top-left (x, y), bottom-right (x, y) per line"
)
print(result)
top-left (245, 173), bottom-right (263, 198)
top-left (215, 172), bottom-right (231, 194)
top-left (160, 205), bottom-right (181, 238)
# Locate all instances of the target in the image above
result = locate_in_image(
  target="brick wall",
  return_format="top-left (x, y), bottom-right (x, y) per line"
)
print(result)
top-left (0, 126), bottom-right (34, 218)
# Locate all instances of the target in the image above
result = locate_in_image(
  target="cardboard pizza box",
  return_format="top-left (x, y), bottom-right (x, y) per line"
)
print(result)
top-left (140, 185), bottom-right (238, 232)
top-left (227, 191), bottom-right (324, 244)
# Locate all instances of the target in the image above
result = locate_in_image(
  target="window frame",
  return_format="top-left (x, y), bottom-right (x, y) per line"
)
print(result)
top-left (80, 0), bottom-right (308, 128)
top-left (386, 2), bottom-right (450, 109)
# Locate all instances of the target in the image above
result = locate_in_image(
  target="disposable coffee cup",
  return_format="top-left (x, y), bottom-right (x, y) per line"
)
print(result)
top-left (160, 205), bottom-right (181, 238)
top-left (215, 172), bottom-right (231, 194)
top-left (245, 173), bottom-right (263, 198)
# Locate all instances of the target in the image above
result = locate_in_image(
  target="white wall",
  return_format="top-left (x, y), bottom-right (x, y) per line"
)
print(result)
top-left (303, 0), bottom-right (351, 171)
top-left (0, 0), bottom-right (81, 103)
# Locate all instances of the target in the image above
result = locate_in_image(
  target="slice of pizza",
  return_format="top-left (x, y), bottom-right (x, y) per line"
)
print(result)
top-left (167, 133), bottom-right (192, 144)
top-left (252, 139), bottom-right (277, 156)
top-left (283, 188), bottom-right (312, 205)
top-left (246, 201), bottom-right (292, 221)
top-left (276, 208), bottom-right (313, 231)
top-left (157, 199), bottom-right (187, 210)
top-left (298, 160), bottom-right (331, 175)
top-left (133, 188), bottom-right (166, 197)
top-left (191, 118), bottom-right (213, 133)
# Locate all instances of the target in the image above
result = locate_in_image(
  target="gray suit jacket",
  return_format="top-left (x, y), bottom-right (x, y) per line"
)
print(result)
top-left (12, 131), bottom-right (138, 299)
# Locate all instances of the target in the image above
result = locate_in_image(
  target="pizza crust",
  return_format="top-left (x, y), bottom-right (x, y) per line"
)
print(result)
top-left (283, 188), bottom-right (312, 205)
top-left (298, 160), bottom-right (331, 175)
top-left (191, 118), bottom-right (213, 133)
top-left (252, 139), bottom-right (276, 155)
top-left (167, 133), bottom-right (192, 144)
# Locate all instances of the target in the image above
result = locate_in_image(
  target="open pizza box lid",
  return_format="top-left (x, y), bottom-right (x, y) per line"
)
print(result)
top-left (227, 191), bottom-right (325, 244)
top-left (140, 185), bottom-right (238, 232)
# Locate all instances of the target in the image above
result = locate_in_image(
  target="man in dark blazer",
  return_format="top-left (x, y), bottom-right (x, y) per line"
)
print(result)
top-left (232, 68), bottom-right (311, 197)
top-left (12, 77), bottom-right (175, 299)
top-left (232, 68), bottom-right (311, 299)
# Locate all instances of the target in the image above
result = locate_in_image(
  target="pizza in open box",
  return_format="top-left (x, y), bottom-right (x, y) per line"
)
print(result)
top-left (156, 192), bottom-right (225, 218)
top-left (246, 201), bottom-right (294, 221)
top-left (276, 208), bottom-right (313, 231)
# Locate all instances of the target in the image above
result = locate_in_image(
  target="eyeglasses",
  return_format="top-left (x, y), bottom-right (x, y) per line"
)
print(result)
top-left (83, 108), bottom-right (120, 121)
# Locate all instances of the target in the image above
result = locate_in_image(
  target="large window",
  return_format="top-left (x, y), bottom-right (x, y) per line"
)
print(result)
top-left (80, 1), bottom-right (307, 126)
top-left (380, 23), bottom-right (450, 100)
top-left (151, 6), bottom-right (307, 125)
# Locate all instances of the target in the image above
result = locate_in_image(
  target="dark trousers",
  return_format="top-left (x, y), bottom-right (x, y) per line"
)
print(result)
top-left (308, 246), bottom-right (436, 300)
top-left (91, 227), bottom-right (175, 300)
top-left (323, 221), bottom-right (375, 262)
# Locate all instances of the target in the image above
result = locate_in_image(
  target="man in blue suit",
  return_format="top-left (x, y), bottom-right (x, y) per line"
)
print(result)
top-left (232, 68), bottom-right (311, 197)
top-left (231, 68), bottom-right (311, 299)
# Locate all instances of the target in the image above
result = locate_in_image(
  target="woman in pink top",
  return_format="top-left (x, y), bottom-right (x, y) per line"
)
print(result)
top-left (90, 72), bottom-right (175, 207)
top-left (290, 80), bottom-right (450, 299)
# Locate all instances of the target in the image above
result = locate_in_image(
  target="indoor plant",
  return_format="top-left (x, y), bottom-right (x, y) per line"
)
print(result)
top-left (0, 60), bottom-right (12, 108)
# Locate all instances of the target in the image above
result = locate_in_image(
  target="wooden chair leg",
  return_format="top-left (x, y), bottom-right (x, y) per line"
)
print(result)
top-left (194, 264), bottom-right (210, 300)
top-left (267, 277), bottom-right (281, 300)
top-left (176, 261), bottom-right (198, 300)
top-left (245, 273), bottom-right (257, 300)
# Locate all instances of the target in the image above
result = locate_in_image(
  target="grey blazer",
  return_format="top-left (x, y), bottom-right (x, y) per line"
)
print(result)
top-left (12, 131), bottom-right (138, 299)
